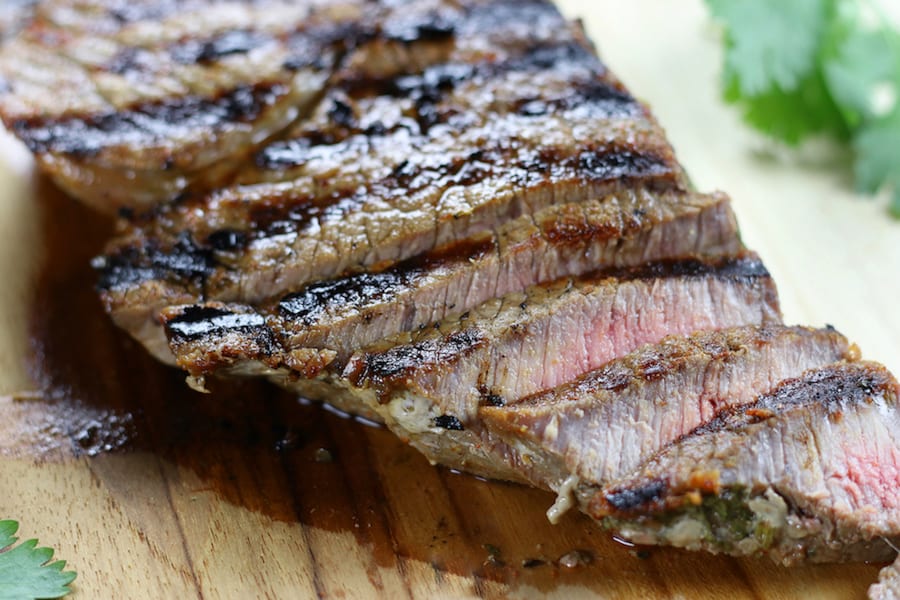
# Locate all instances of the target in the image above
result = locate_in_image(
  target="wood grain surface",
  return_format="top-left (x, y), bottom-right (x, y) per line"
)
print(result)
top-left (1, 1), bottom-right (899, 598)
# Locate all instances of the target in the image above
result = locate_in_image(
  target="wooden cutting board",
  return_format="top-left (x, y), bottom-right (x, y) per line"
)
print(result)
top-left (1, 1), bottom-right (899, 598)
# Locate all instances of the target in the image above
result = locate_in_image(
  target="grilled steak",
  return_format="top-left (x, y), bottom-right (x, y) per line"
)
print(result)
top-left (871, 555), bottom-right (900, 600)
top-left (6, 0), bottom-right (900, 572)
top-left (94, 20), bottom-right (691, 364)
top-left (161, 255), bottom-right (779, 479)
top-left (290, 257), bottom-right (782, 481)
top-left (158, 191), bottom-right (740, 373)
top-left (1, 0), bottom-right (677, 215)
top-left (0, 0), bottom-right (381, 212)
top-left (589, 361), bottom-right (900, 565)
top-left (480, 326), bottom-right (852, 492)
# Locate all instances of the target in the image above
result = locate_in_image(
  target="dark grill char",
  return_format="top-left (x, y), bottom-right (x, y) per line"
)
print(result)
top-left (95, 3), bottom-right (689, 365)
top-left (479, 326), bottom-right (851, 488)
top-left (12, 83), bottom-right (288, 156)
top-left (159, 191), bottom-right (741, 374)
top-left (588, 362), bottom-right (900, 565)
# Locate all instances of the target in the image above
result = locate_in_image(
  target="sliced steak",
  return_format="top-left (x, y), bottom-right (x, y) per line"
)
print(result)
top-left (327, 257), bottom-right (782, 482)
top-left (481, 326), bottom-right (852, 492)
top-left (96, 13), bottom-right (687, 363)
top-left (3, 0), bottom-right (587, 212)
top-left (589, 361), bottom-right (900, 565)
top-left (159, 190), bottom-right (740, 372)
top-left (0, 0), bottom-right (380, 212)
top-left (871, 555), bottom-right (900, 600)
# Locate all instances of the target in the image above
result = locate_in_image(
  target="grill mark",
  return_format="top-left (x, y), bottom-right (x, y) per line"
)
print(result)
top-left (349, 329), bottom-right (485, 389)
top-left (514, 80), bottom-right (636, 118)
top-left (257, 42), bottom-right (627, 169)
top-left (107, 15), bottom-right (381, 74)
top-left (13, 82), bottom-right (288, 157)
top-left (433, 415), bottom-right (465, 430)
top-left (108, 30), bottom-right (274, 74)
top-left (206, 229), bottom-right (248, 251)
top-left (278, 237), bottom-right (495, 325)
top-left (274, 244), bottom-right (752, 332)
top-left (689, 363), bottom-right (895, 439)
top-left (93, 233), bottom-right (214, 291)
top-left (171, 29), bottom-right (272, 64)
top-left (337, 39), bottom-right (603, 99)
top-left (166, 306), bottom-right (267, 342)
top-left (243, 142), bottom-right (672, 248)
top-left (593, 255), bottom-right (770, 283)
top-left (101, 0), bottom-right (551, 81)
top-left (88, 1), bottom-right (681, 303)
top-left (381, 9), bottom-right (457, 44)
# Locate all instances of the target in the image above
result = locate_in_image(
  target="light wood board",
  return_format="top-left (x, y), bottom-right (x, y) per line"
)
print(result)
top-left (1, 1), bottom-right (898, 598)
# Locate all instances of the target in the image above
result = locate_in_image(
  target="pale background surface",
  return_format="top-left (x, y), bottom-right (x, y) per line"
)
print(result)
top-left (0, 1), bottom-right (897, 598)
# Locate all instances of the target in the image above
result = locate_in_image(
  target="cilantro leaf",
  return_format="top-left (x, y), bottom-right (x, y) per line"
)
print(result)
top-left (821, 2), bottom-right (900, 127)
top-left (706, 0), bottom-right (900, 218)
top-left (723, 64), bottom-right (849, 144)
top-left (854, 110), bottom-right (900, 216)
top-left (0, 520), bottom-right (75, 600)
top-left (707, 0), bottom-right (831, 95)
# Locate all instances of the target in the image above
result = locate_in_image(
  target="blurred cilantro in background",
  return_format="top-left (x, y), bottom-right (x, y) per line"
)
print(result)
top-left (705, 0), bottom-right (900, 217)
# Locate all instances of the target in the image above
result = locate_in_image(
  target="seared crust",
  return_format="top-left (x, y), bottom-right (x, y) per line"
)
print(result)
top-left (161, 265), bottom-right (785, 484)
top-left (590, 362), bottom-right (900, 565)
top-left (2, 0), bottom-right (664, 214)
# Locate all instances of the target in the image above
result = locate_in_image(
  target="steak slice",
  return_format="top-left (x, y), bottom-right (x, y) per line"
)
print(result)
top-left (158, 190), bottom-right (740, 371)
top-left (480, 326), bottom-right (852, 493)
top-left (159, 255), bottom-right (780, 481)
top-left (93, 3), bottom-right (687, 362)
top-left (0, 0), bottom-right (384, 212)
top-left (324, 256), bottom-right (782, 482)
top-left (589, 361), bottom-right (900, 565)
top-left (871, 555), bottom-right (900, 600)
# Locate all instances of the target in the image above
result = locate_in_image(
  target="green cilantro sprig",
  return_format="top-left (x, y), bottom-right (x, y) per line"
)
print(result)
top-left (0, 520), bottom-right (75, 600)
top-left (705, 0), bottom-right (900, 217)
